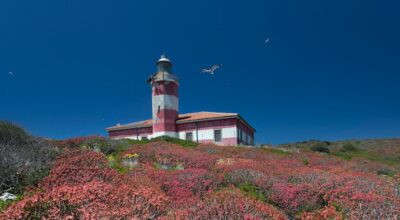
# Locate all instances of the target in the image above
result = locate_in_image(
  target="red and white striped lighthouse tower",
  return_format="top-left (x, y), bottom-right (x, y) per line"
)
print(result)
top-left (149, 55), bottom-right (179, 138)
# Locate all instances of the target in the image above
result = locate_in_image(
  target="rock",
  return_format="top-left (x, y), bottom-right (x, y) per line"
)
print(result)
top-left (121, 158), bottom-right (139, 168)
top-left (0, 192), bottom-right (17, 201)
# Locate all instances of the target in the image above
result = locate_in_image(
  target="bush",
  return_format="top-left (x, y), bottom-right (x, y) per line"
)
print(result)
top-left (1, 150), bottom-right (168, 219)
top-left (39, 150), bottom-right (117, 190)
top-left (0, 121), bottom-right (60, 194)
top-left (0, 194), bottom-right (22, 212)
top-left (80, 137), bottom-right (130, 155)
top-left (150, 168), bottom-right (223, 207)
top-left (302, 205), bottom-right (343, 219)
top-left (125, 136), bottom-right (198, 148)
top-left (269, 183), bottom-right (324, 215)
top-left (124, 142), bottom-right (217, 169)
top-left (310, 143), bottom-right (330, 153)
top-left (340, 143), bottom-right (359, 152)
top-left (54, 136), bottom-right (99, 148)
top-left (239, 182), bottom-right (265, 201)
top-left (377, 168), bottom-right (395, 177)
top-left (152, 136), bottom-right (198, 148)
top-left (0, 121), bottom-right (31, 145)
top-left (2, 133), bottom-right (400, 219)
top-left (170, 188), bottom-right (286, 219)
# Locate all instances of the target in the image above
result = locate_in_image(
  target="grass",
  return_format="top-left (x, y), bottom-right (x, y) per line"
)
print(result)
top-left (377, 169), bottom-right (396, 177)
top-left (0, 194), bottom-right (23, 212)
top-left (261, 148), bottom-right (292, 155)
top-left (82, 136), bottom-right (197, 173)
top-left (238, 182), bottom-right (265, 202)
top-left (126, 136), bottom-right (198, 148)
top-left (278, 139), bottom-right (400, 168)
top-left (331, 149), bottom-right (399, 165)
top-left (107, 153), bottom-right (130, 174)
top-left (331, 151), bottom-right (353, 160)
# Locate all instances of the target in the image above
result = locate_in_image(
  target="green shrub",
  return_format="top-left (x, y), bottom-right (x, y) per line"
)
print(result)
top-left (124, 136), bottom-right (198, 148)
top-left (310, 143), bottom-right (330, 153)
top-left (0, 121), bottom-right (32, 145)
top-left (0, 194), bottom-right (23, 212)
top-left (126, 139), bottom-right (152, 145)
top-left (0, 121), bottom-right (60, 194)
top-left (238, 182), bottom-right (265, 201)
top-left (331, 152), bottom-right (353, 160)
top-left (80, 137), bottom-right (130, 155)
top-left (377, 169), bottom-right (395, 177)
top-left (340, 143), bottom-right (359, 152)
top-left (151, 136), bottom-right (198, 148)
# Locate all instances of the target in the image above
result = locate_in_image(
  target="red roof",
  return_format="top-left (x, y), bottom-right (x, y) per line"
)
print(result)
top-left (177, 112), bottom-right (237, 123)
top-left (106, 111), bottom-right (254, 131)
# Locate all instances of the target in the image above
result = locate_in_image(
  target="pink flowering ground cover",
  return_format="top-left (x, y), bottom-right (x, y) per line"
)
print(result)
top-left (1, 139), bottom-right (399, 219)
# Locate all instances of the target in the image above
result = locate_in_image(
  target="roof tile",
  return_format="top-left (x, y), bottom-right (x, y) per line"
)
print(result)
top-left (106, 111), bottom-right (237, 130)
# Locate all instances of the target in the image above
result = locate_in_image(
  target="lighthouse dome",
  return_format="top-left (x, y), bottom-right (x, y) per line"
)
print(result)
top-left (157, 54), bottom-right (171, 64)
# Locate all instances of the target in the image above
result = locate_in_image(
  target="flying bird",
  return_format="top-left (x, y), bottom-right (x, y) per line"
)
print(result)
top-left (201, 64), bottom-right (222, 75)
top-left (8, 71), bottom-right (14, 76)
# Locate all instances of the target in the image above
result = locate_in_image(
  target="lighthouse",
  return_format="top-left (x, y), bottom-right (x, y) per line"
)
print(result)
top-left (107, 54), bottom-right (256, 146)
top-left (148, 55), bottom-right (179, 138)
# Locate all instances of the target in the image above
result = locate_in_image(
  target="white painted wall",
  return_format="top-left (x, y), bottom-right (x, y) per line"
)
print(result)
top-left (111, 126), bottom-right (244, 144)
top-left (151, 131), bottom-right (178, 139)
top-left (178, 126), bottom-right (237, 142)
top-left (111, 135), bottom-right (144, 140)
top-left (152, 94), bottom-right (179, 119)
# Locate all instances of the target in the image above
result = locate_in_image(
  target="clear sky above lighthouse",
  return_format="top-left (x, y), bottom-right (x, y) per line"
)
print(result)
top-left (1, 1), bottom-right (400, 144)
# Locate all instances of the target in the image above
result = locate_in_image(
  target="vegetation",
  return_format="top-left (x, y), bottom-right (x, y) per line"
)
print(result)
top-left (0, 194), bottom-right (23, 212)
top-left (80, 137), bottom-right (131, 154)
top-left (238, 182), bottom-right (265, 201)
top-left (1, 126), bottom-right (399, 219)
top-left (279, 139), bottom-right (400, 168)
top-left (127, 135), bottom-right (198, 148)
top-left (0, 121), bottom-right (60, 195)
top-left (377, 168), bottom-right (396, 177)
top-left (340, 143), bottom-right (359, 152)
top-left (310, 143), bottom-right (330, 153)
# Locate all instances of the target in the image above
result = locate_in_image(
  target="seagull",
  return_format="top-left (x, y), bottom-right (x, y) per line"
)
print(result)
top-left (201, 64), bottom-right (222, 75)
top-left (265, 38), bottom-right (270, 44)
top-left (8, 71), bottom-right (14, 76)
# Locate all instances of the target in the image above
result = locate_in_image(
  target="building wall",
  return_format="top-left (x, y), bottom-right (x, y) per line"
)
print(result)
top-left (176, 118), bottom-right (239, 145)
top-left (109, 118), bottom-right (255, 146)
top-left (177, 126), bottom-right (237, 145)
top-left (152, 109), bottom-right (178, 132)
top-left (152, 81), bottom-right (179, 136)
top-left (150, 131), bottom-right (178, 139)
top-left (237, 120), bottom-right (255, 145)
top-left (109, 126), bottom-right (152, 140)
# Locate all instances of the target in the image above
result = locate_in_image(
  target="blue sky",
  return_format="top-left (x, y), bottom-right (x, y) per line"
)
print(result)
top-left (1, 1), bottom-right (399, 144)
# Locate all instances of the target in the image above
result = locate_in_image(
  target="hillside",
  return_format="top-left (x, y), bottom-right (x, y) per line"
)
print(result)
top-left (278, 138), bottom-right (400, 172)
top-left (1, 123), bottom-right (399, 219)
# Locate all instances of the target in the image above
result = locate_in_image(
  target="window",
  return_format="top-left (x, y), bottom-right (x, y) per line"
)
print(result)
top-left (214, 130), bottom-right (222, 142)
top-left (185, 132), bottom-right (193, 141)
